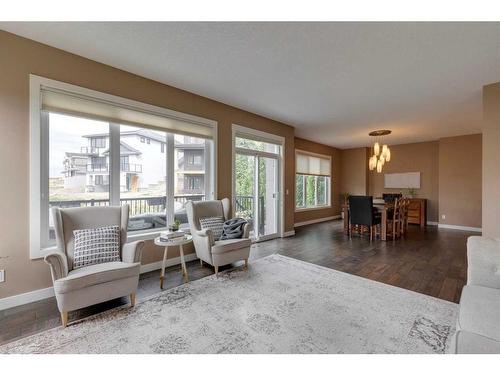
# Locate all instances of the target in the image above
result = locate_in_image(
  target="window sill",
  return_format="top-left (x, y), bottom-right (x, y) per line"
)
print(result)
top-left (295, 205), bottom-right (332, 213)
top-left (127, 230), bottom-right (164, 242)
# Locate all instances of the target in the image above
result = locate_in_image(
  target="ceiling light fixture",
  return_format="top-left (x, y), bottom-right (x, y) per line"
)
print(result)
top-left (368, 130), bottom-right (391, 173)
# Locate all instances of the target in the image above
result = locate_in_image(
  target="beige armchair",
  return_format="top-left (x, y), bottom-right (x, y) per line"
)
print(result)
top-left (45, 205), bottom-right (144, 327)
top-left (186, 198), bottom-right (251, 275)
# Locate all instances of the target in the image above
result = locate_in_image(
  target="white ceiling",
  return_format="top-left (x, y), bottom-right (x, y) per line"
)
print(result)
top-left (2, 22), bottom-right (500, 148)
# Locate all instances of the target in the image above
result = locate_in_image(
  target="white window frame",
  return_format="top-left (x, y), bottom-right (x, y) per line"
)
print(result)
top-left (294, 150), bottom-right (332, 212)
top-left (231, 124), bottom-right (285, 241)
top-left (295, 175), bottom-right (331, 211)
top-left (30, 75), bottom-right (217, 259)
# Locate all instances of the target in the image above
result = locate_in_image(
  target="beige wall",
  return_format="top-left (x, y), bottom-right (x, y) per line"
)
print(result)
top-left (0, 31), bottom-right (296, 298)
top-left (483, 82), bottom-right (500, 237)
top-left (439, 134), bottom-right (482, 228)
top-left (368, 141), bottom-right (440, 222)
top-left (339, 147), bottom-right (369, 196)
top-left (294, 137), bottom-right (341, 224)
top-left (341, 137), bottom-right (482, 227)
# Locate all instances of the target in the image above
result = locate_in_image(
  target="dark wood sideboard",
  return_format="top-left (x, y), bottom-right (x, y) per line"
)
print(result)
top-left (407, 198), bottom-right (427, 227)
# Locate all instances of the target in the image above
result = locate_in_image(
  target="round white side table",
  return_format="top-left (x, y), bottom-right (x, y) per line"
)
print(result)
top-left (154, 235), bottom-right (193, 289)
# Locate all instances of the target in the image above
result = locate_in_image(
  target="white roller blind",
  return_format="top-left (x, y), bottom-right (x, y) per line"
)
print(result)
top-left (296, 151), bottom-right (331, 176)
top-left (41, 88), bottom-right (214, 139)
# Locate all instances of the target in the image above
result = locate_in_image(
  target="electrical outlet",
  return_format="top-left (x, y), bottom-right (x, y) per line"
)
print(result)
top-left (441, 214), bottom-right (446, 220)
top-left (0, 269), bottom-right (4, 283)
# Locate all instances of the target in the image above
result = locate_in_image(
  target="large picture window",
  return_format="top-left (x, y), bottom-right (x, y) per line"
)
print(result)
top-left (31, 76), bottom-right (216, 257)
top-left (295, 150), bottom-right (331, 210)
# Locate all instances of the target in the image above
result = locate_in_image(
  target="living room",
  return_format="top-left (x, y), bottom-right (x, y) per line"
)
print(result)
top-left (1, 2), bottom-right (500, 371)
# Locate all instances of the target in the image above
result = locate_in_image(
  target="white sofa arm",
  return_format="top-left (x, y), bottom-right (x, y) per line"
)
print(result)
top-left (467, 236), bottom-right (500, 289)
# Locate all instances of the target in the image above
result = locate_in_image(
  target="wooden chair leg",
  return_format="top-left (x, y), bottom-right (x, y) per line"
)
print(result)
top-left (61, 311), bottom-right (68, 328)
top-left (130, 293), bottom-right (136, 307)
top-left (214, 265), bottom-right (219, 277)
top-left (200, 259), bottom-right (203, 267)
top-left (244, 259), bottom-right (248, 269)
top-left (370, 225), bottom-right (373, 241)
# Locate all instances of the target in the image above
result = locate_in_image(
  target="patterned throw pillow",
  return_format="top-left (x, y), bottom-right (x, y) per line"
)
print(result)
top-left (73, 225), bottom-right (121, 269)
top-left (199, 216), bottom-right (224, 241)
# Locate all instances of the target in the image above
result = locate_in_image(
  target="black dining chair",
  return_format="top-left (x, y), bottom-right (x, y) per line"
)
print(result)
top-left (348, 195), bottom-right (381, 241)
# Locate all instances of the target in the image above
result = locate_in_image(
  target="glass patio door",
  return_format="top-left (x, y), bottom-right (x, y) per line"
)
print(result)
top-left (234, 134), bottom-right (281, 241)
top-left (235, 153), bottom-right (256, 226)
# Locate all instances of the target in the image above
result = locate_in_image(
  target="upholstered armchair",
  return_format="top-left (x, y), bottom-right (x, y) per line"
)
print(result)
top-left (186, 198), bottom-right (251, 275)
top-left (45, 205), bottom-right (144, 327)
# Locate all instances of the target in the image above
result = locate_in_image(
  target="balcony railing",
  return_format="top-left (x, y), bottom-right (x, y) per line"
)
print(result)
top-left (80, 146), bottom-right (99, 154)
top-left (50, 195), bottom-right (196, 214)
top-left (49, 195), bottom-right (259, 218)
top-left (86, 163), bottom-right (143, 173)
top-left (48, 195), bottom-right (263, 234)
top-left (87, 164), bottom-right (108, 172)
top-left (120, 163), bottom-right (143, 172)
top-left (234, 195), bottom-right (264, 233)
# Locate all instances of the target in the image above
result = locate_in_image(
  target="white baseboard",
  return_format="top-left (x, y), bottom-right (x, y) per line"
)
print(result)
top-left (282, 230), bottom-right (295, 237)
top-left (294, 215), bottom-right (341, 228)
top-left (0, 253), bottom-right (199, 311)
top-left (0, 286), bottom-right (56, 311)
top-left (438, 223), bottom-right (482, 232)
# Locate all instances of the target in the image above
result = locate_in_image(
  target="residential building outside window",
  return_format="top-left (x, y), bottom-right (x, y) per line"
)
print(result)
top-left (174, 134), bottom-right (209, 225)
top-left (90, 136), bottom-right (106, 148)
top-left (44, 115), bottom-right (213, 243)
top-left (33, 77), bottom-right (216, 256)
top-left (295, 150), bottom-right (331, 210)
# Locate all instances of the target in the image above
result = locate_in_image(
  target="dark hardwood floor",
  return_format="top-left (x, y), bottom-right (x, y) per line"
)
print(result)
top-left (0, 220), bottom-right (472, 346)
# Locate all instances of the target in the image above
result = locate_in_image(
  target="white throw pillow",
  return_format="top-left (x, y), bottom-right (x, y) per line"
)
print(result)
top-left (73, 225), bottom-right (121, 269)
top-left (199, 216), bottom-right (224, 241)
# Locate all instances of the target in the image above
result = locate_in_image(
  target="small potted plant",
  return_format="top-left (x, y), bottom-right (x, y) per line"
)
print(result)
top-left (407, 187), bottom-right (417, 198)
top-left (169, 219), bottom-right (181, 232)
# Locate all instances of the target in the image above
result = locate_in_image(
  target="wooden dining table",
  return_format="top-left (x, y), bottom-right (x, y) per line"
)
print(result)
top-left (342, 202), bottom-right (394, 241)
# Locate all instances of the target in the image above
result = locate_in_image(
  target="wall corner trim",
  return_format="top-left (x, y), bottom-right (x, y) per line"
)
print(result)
top-left (437, 224), bottom-right (482, 233)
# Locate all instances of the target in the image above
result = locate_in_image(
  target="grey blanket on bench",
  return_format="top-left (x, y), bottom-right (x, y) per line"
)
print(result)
top-left (220, 218), bottom-right (248, 240)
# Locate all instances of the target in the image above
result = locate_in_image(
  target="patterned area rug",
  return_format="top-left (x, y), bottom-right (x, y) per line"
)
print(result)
top-left (0, 254), bottom-right (458, 354)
